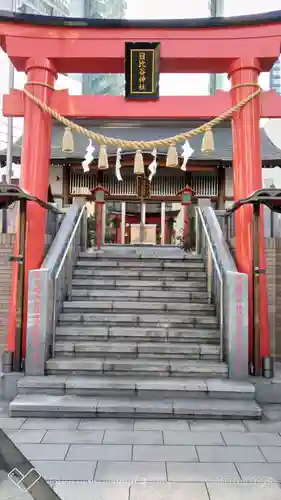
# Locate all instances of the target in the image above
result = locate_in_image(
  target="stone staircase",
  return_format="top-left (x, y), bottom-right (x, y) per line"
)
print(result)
top-left (10, 245), bottom-right (261, 419)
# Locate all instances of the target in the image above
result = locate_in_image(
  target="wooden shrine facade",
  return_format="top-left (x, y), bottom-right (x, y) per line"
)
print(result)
top-left (69, 167), bottom-right (220, 201)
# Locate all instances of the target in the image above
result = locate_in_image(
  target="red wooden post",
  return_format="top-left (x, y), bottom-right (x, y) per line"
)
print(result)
top-left (183, 206), bottom-right (189, 248)
top-left (116, 216), bottom-right (121, 244)
top-left (177, 186), bottom-right (195, 249)
top-left (229, 57), bottom-right (270, 366)
top-left (91, 186), bottom-right (109, 250)
top-left (8, 57), bottom-right (57, 356)
top-left (96, 204), bottom-right (102, 249)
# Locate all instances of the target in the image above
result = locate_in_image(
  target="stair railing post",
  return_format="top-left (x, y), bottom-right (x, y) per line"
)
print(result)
top-left (52, 276), bottom-right (58, 356)
top-left (80, 206), bottom-right (87, 252)
top-left (219, 277), bottom-right (224, 361)
top-left (66, 242), bottom-right (73, 301)
top-left (207, 245), bottom-right (213, 304)
top-left (195, 208), bottom-right (200, 254)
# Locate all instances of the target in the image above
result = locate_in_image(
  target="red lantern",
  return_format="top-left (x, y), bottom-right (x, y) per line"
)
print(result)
top-left (177, 185), bottom-right (195, 206)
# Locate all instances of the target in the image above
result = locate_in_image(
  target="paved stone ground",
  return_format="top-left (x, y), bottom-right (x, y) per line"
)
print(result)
top-left (2, 400), bottom-right (281, 499)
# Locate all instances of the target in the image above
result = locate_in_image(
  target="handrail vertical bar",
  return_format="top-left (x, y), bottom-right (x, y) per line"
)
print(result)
top-left (51, 205), bottom-right (86, 356)
top-left (195, 208), bottom-right (199, 254)
top-left (52, 277), bottom-right (57, 356)
top-left (196, 207), bottom-right (224, 362)
top-left (219, 279), bottom-right (224, 361)
top-left (66, 243), bottom-right (73, 300)
top-left (207, 246), bottom-right (213, 304)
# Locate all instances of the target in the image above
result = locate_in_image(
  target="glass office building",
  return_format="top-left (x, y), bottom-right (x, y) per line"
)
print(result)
top-left (14, 0), bottom-right (70, 16)
top-left (75, 0), bottom-right (127, 95)
top-left (270, 60), bottom-right (281, 95)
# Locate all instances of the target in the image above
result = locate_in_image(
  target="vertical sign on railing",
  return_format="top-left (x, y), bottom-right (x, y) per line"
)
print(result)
top-left (26, 269), bottom-right (49, 375)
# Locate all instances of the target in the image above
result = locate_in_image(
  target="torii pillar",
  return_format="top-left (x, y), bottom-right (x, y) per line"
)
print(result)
top-left (8, 57), bottom-right (57, 359)
top-left (229, 57), bottom-right (269, 368)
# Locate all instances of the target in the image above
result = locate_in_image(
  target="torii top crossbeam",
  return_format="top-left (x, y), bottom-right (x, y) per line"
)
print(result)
top-left (1, 10), bottom-right (281, 120)
top-left (0, 9), bottom-right (281, 73)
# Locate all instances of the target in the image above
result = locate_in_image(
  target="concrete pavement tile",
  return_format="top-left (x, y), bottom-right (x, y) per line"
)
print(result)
top-left (264, 410), bottom-right (281, 421)
top-left (78, 419), bottom-right (134, 430)
top-left (263, 405), bottom-right (281, 421)
top-left (134, 419), bottom-right (190, 431)
top-left (0, 402), bottom-right (9, 415)
top-left (260, 447), bottom-right (281, 462)
top-left (103, 430), bottom-right (163, 445)
top-left (0, 417), bottom-right (26, 429)
top-left (54, 483), bottom-right (129, 500)
top-left (16, 443), bottom-right (69, 460)
top-left (66, 444), bottom-right (132, 461)
top-left (0, 478), bottom-right (33, 500)
top-left (167, 462), bottom-right (239, 482)
top-left (189, 420), bottom-right (246, 432)
top-left (197, 446), bottom-right (265, 463)
top-left (94, 461), bottom-right (166, 482)
top-left (133, 445), bottom-right (198, 462)
top-left (222, 432), bottom-right (281, 446)
top-left (243, 421), bottom-right (281, 433)
top-left (5, 429), bottom-right (46, 443)
top-left (32, 460), bottom-right (97, 481)
top-left (21, 418), bottom-right (79, 430)
top-left (236, 463), bottom-right (281, 483)
top-left (164, 431), bottom-right (224, 445)
top-left (207, 483), bottom-right (281, 500)
top-left (42, 430), bottom-right (104, 444)
top-left (262, 405), bottom-right (281, 411)
top-left (130, 482), bottom-right (209, 500)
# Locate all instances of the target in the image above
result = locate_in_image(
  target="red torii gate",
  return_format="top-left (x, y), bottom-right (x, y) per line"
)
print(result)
top-left (1, 11), bottom-right (281, 370)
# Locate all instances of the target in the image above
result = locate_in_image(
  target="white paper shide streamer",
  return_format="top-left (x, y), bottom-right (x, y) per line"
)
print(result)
top-left (82, 140), bottom-right (95, 172)
top-left (115, 148), bottom-right (123, 181)
top-left (181, 140), bottom-right (194, 171)
top-left (148, 148), bottom-right (157, 181)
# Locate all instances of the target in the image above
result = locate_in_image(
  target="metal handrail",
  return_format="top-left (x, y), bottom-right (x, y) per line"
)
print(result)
top-left (196, 207), bottom-right (224, 361)
top-left (52, 205), bottom-right (87, 354)
top-left (55, 206), bottom-right (86, 280)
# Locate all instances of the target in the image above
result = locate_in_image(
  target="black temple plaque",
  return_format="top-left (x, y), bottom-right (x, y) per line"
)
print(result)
top-left (125, 42), bottom-right (160, 100)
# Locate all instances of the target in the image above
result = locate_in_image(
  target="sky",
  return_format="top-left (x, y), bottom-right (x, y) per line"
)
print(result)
top-left (127, 0), bottom-right (281, 95)
top-left (127, 0), bottom-right (281, 18)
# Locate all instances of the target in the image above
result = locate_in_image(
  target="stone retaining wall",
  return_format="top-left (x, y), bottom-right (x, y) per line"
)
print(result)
top-left (0, 233), bottom-right (15, 355)
top-left (265, 238), bottom-right (281, 360)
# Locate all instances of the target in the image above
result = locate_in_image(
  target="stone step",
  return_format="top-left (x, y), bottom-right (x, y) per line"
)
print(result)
top-left (55, 326), bottom-right (220, 343)
top-left (74, 269), bottom-right (206, 280)
top-left (9, 394), bottom-right (262, 419)
top-left (62, 301), bottom-right (215, 315)
top-left (46, 357), bottom-right (228, 378)
top-left (17, 376), bottom-right (255, 400)
top-left (76, 259), bottom-right (204, 270)
top-left (71, 288), bottom-right (209, 303)
top-left (72, 279), bottom-right (207, 290)
top-left (58, 312), bottom-right (218, 327)
top-left (54, 341), bottom-right (220, 359)
top-left (79, 250), bottom-right (201, 261)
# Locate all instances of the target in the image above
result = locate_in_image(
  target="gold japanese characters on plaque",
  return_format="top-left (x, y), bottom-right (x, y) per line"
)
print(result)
top-left (125, 42), bottom-right (160, 99)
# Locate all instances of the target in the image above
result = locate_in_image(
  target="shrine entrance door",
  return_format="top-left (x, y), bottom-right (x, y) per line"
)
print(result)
top-left (103, 200), bottom-right (179, 246)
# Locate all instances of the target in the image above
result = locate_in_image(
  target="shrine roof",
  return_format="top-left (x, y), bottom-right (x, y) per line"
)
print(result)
top-left (0, 10), bottom-right (281, 29)
top-left (1, 123), bottom-right (280, 166)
